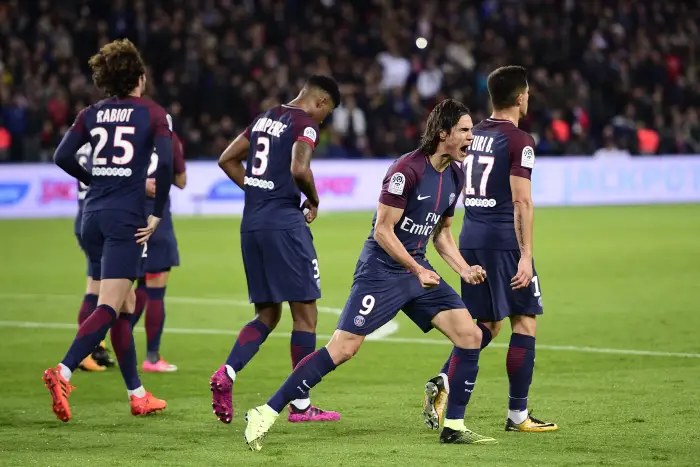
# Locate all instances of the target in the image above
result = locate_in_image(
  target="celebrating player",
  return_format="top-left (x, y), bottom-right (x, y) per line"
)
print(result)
top-left (422, 66), bottom-right (558, 433)
top-left (211, 75), bottom-right (341, 423)
top-left (130, 133), bottom-right (187, 373)
top-left (44, 39), bottom-right (172, 422)
top-left (244, 99), bottom-right (498, 451)
top-left (73, 142), bottom-right (115, 371)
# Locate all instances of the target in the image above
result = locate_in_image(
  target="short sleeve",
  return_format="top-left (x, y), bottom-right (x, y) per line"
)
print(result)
top-left (444, 163), bottom-right (464, 217)
top-left (378, 161), bottom-right (418, 209)
top-left (150, 105), bottom-right (173, 138)
top-left (509, 131), bottom-right (536, 180)
top-left (242, 124), bottom-right (253, 140)
top-left (293, 114), bottom-right (320, 150)
top-left (172, 133), bottom-right (186, 174)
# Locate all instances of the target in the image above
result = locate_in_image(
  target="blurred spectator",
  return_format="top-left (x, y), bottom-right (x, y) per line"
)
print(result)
top-left (594, 126), bottom-right (631, 159)
top-left (0, 0), bottom-right (699, 161)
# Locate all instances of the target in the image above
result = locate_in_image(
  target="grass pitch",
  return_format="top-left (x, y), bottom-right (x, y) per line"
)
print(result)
top-left (0, 205), bottom-right (698, 466)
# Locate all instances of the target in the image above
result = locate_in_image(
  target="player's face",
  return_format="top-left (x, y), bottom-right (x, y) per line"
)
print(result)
top-left (445, 114), bottom-right (473, 163)
top-left (518, 86), bottom-right (529, 118)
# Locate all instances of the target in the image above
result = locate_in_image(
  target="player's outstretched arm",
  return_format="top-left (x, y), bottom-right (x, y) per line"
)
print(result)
top-left (374, 203), bottom-right (439, 288)
top-left (218, 133), bottom-right (249, 189)
top-left (53, 112), bottom-right (91, 186)
top-left (433, 216), bottom-right (486, 285)
top-left (510, 175), bottom-right (534, 289)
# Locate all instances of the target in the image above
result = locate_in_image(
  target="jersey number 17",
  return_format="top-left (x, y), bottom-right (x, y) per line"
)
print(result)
top-left (463, 154), bottom-right (494, 197)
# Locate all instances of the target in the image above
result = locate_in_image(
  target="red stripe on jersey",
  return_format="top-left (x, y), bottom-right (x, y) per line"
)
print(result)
top-left (297, 136), bottom-right (316, 150)
top-left (434, 172), bottom-right (443, 211)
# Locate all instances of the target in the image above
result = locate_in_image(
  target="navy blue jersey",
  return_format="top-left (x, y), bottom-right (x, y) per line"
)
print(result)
top-left (62, 96), bottom-right (172, 217)
top-left (239, 104), bottom-right (320, 232)
top-left (459, 118), bottom-right (535, 250)
top-left (74, 142), bottom-right (92, 235)
top-left (359, 150), bottom-right (464, 270)
top-left (145, 133), bottom-right (186, 233)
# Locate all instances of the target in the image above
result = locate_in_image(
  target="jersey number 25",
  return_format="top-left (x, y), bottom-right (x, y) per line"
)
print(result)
top-left (90, 126), bottom-right (135, 166)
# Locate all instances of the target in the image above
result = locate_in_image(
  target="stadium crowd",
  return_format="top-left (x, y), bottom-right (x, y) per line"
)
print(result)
top-left (0, 0), bottom-right (699, 161)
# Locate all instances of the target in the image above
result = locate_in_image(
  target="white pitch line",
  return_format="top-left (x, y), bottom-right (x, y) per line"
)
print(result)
top-left (0, 292), bottom-right (399, 341)
top-left (0, 320), bottom-right (698, 359)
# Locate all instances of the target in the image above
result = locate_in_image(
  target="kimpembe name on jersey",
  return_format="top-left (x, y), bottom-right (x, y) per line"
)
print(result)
top-left (250, 117), bottom-right (289, 138)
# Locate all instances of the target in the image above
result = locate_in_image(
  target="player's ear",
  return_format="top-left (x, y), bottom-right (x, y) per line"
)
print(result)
top-left (439, 129), bottom-right (448, 142)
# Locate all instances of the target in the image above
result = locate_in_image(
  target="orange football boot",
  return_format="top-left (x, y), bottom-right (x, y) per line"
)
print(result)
top-left (130, 392), bottom-right (167, 416)
top-left (42, 366), bottom-right (76, 422)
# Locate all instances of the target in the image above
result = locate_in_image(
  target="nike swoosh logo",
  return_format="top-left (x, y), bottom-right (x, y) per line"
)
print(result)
top-left (417, 195), bottom-right (431, 200)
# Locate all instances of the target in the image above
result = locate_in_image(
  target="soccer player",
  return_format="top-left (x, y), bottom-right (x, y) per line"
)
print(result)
top-left (74, 142), bottom-right (115, 371)
top-left (422, 66), bottom-right (558, 433)
top-left (211, 75), bottom-right (341, 424)
top-left (244, 99), bottom-right (498, 452)
top-left (44, 38), bottom-right (171, 422)
top-left (130, 133), bottom-right (187, 373)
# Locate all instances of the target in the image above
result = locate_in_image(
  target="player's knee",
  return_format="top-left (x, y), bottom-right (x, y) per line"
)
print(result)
top-left (326, 333), bottom-right (362, 365)
top-left (479, 320), bottom-right (502, 338)
top-left (290, 301), bottom-right (318, 332)
top-left (254, 304), bottom-right (282, 330)
top-left (511, 315), bottom-right (536, 336)
top-left (452, 321), bottom-right (483, 349)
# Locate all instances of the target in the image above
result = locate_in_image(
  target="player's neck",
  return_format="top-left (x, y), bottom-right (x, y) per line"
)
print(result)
top-left (428, 152), bottom-right (452, 172)
top-left (490, 109), bottom-right (520, 127)
top-left (286, 98), bottom-right (310, 114)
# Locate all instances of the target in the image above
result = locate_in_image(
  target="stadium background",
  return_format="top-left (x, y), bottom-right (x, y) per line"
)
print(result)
top-left (1, 1), bottom-right (699, 466)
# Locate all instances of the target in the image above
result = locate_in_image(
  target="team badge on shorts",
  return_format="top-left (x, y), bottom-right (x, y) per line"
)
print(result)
top-left (449, 192), bottom-right (456, 205)
top-left (353, 315), bottom-right (365, 327)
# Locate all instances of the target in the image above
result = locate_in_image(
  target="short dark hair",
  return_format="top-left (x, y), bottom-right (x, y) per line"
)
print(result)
top-left (420, 99), bottom-right (470, 154)
top-left (88, 39), bottom-right (146, 98)
top-left (306, 75), bottom-right (341, 107)
top-left (487, 66), bottom-right (529, 110)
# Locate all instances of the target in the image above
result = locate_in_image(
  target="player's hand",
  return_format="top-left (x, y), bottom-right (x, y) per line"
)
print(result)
top-left (511, 256), bottom-right (533, 290)
top-left (301, 199), bottom-right (318, 224)
top-left (461, 265), bottom-right (487, 285)
top-left (415, 267), bottom-right (440, 289)
top-left (145, 178), bottom-right (156, 197)
top-left (135, 215), bottom-right (161, 244)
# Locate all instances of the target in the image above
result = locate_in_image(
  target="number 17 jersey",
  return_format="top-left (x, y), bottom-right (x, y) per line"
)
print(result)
top-left (240, 104), bottom-right (320, 233)
top-left (459, 118), bottom-right (536, 250)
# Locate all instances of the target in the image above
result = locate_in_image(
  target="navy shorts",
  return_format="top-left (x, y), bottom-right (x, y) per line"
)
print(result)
top-left (337, 258), bottom-right (465, 336)
top-left (81, 211), bottom-right (146, 281)
top-left (144, 228), bottom-right (180, 273)
top-left (75, 232), bottom-right (92, 277)
top-left (460, 249), bottom-right (543, 322)
top-left (241, 226), bottom-right (321, 304)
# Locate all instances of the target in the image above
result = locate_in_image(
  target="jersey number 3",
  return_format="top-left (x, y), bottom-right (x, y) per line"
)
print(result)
top-left (252, 136), bottom-right (270, 176)
top-left (464, 154), bottom-right (494, 196)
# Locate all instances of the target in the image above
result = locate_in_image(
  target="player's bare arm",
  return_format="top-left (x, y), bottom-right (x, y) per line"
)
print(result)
top-left (510, 175), bottom-right (534, 289)
top-left (218, 134), bottom-right (250, 189)
top-left (432, 216), bottom-right (486, 285)
top-left (373, 202), bottom-right (440, 289)
top-left (290, 140), bottom-right (320, 223)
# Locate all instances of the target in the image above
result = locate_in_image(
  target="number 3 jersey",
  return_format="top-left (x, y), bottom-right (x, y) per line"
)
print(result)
top-left (459, 118), bottom-right (536, 250)
top-left (239, 104), bottom-right (320, 233)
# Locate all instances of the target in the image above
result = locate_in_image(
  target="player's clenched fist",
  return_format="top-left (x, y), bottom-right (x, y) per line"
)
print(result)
top-left (461, 265), bottom-right (487, 285)
top-left (415, 267), bottom-right (440, 289)
top-left (301, 199), bottom-right (318, 224)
